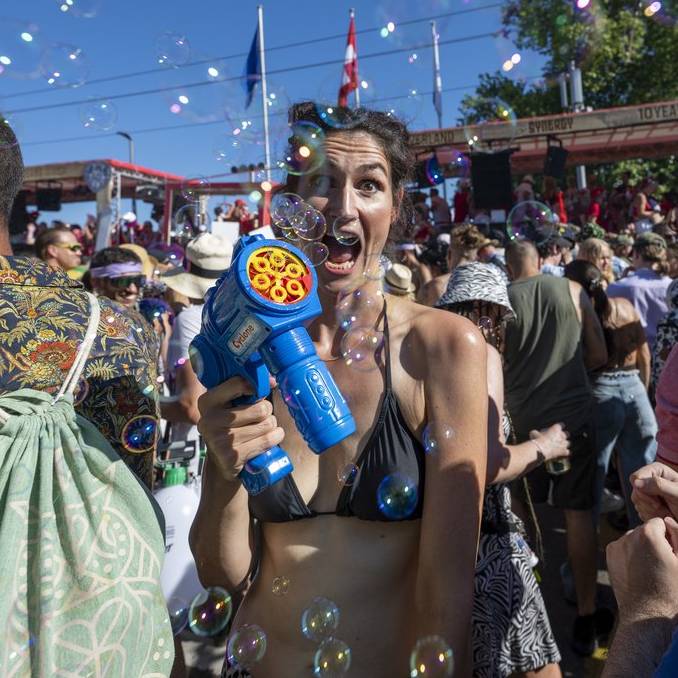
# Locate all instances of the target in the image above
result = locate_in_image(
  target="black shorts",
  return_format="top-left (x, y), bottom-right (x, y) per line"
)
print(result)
top-left (514, 419), bottom-right (596, 511)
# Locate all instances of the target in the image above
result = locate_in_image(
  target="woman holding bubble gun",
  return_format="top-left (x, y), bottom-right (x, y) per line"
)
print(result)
top-left (190, 102), bottom-right (488, 677)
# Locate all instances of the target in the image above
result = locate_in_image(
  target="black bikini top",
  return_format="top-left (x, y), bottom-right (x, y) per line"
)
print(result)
top-left (248, 306), bottom-right (426, 522)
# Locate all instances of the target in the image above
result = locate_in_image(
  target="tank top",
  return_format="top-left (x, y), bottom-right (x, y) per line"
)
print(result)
top-left (503, 275), bottom-right (592, 440)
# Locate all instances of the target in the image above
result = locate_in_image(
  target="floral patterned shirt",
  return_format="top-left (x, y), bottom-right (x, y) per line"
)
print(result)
top-left (0, 256), bottom-right (159, 489)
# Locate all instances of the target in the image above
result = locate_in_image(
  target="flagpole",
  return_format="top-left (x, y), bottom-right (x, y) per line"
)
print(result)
top-left (257, 5), bottom-right (272, 181)
top-left (431, 21), bottom-right (443, 130)
top-left (431, 20), bottom-right (447, 202)
top-left (351, 8), bottom-right (360, 108)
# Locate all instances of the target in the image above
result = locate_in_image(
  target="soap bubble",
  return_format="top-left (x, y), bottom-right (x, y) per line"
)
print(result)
top-left (227, 624), bottom-right (267, 668)
top-left (422, 422), bottom-right (455, 455)
top-left (313, 637), bottom-right (352, 676)
top-left (336, 287), bottom-right (383, 331)
top-left (80, 99), bottom-right (118, 131)
top-left (56, 0), bottom-right (101, 18)
top-left (409, 635), bottom-right (454, 677)
top-left (0, 116), bottom-right (23, 151)
top-left (155, 32), bottom-right (191, 67)
top-left (314, 101), bottom-right (367, 130)
top-left (41, 43), bottom-right (88, 88)
top-left (463, 97), bottom-right (517, 153)
top-left (506, 201), bottom-right (558, 242)
top-left (338, 463), bottom-right (358, 486)
top-left (377, 473), bottom-right (418, 520)
top-left (271, 192), bottom-right (304, 223)
top-left (332, 217), bottom-right (359, 246)
top-left (0, 20), bottom-right (45, 80)
top-left (168, 597), bottom-right (189, 635)
top-left (276, 121), bottom-right (325, 176)
top-left (213, 135), bottom-right (236, 163)
top-left (301, 597), bottom-right (340, 642)
top-left (180, 176), bottom-right (210, 201)
top-left (272, 576), bottom-right (290, 596)
top-left (363, 253), bottom-right (392, 281)
top-left (302, 242), bottom-right (329, 267)
top-left (291, 205), bottom-right (326, 241)
top-left (173, 204), bottom-right (198, 237)
top-left (341, 326), bottom-right (383, 372)
top-left (188, 587), bottom-right (233, 637)
top-left (477, 316), bottom-right (493, 331)
top-left (121, 415), bottom-right (157, 453)
top-left (165, 65), bottom-right (231, 124)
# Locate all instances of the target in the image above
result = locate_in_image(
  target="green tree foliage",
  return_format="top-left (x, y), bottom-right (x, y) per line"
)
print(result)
top-left (502, 0), bottom-right (677, 108)
top-left (459, 1), bottom-right (677, 186)
top-left (459, 72), bottom-right (560, 123)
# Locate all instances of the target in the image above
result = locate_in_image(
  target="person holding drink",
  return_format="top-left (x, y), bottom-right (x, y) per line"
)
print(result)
top-left (436, 261), bottom-right (567, 676)
top-left (502, 240), bottom-right (611, 657)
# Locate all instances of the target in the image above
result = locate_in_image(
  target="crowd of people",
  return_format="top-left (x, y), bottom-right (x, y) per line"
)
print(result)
top-left (1, 100), bottom-right (678, 678)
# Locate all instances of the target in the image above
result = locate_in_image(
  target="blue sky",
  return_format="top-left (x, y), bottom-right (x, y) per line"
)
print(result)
top-left (1, 0), bottom-right (544, 222)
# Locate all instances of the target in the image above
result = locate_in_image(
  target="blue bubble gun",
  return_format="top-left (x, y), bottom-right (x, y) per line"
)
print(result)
top-left (189, 235), bottom-right (356, 495)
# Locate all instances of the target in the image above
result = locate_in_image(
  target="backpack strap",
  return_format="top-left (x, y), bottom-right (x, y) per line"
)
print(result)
top-left (52, 292), bottom-right (101, 404)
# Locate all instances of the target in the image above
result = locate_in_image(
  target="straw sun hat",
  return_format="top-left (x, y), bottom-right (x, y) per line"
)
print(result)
top-left (160, 233), bottom-right (233, 300)
top-left (383, 263), bottom-right (416, 296)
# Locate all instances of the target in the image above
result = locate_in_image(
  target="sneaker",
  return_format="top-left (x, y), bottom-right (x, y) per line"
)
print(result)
top-left (600, 488), bottom-right (625, 514)
top-left (572, 614), bottom-right (596, 656)
top-left (571, 608), bottom-right (616, 656)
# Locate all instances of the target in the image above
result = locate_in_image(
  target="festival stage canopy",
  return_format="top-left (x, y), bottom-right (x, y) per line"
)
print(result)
top-left (409, 99), bottom-right (678, 175)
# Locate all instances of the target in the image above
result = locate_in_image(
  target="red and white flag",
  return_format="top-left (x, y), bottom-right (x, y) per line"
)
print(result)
top-left (338, 9), bottom-right (358, 107)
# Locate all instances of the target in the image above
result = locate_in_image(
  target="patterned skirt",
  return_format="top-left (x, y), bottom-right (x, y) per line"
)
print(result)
top-left (472, 485), bottom-right (561, 676)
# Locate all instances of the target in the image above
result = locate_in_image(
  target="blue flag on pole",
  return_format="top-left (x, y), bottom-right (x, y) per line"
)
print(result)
top-left (244, 26), bottom-right (260, 109)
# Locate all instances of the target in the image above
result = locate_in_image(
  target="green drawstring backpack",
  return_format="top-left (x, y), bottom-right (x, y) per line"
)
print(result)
top-left (0, 293), bottom-right (174, 677)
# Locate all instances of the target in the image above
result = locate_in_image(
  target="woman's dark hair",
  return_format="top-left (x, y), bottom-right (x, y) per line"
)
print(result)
top-left (285, 101), bottom-right (415, 244)
top-left (564, 259), bottom-right (609, 319)
top-left (90, 246), bottom-right (141, 268)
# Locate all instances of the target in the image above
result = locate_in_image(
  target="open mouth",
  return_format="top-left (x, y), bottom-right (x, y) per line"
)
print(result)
top-left (323, 231), bottom-right (362, 275)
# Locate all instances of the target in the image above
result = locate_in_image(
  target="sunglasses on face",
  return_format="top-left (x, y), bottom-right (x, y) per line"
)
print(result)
top-left (108, 275), bottom-right (146, 289)
top-left (55, 243), bottom-right (83, 253)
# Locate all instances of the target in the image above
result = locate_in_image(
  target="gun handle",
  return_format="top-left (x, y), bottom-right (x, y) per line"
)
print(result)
top-left (239, 445), bottom-right (294, 495)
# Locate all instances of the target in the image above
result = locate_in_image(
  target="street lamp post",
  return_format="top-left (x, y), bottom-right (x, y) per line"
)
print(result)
top-left (116, 131), bottom-right (137, 215)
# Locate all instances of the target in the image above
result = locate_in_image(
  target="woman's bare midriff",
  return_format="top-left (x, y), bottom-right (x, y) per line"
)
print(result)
top-left (233, 515), bottom-right (420, 678)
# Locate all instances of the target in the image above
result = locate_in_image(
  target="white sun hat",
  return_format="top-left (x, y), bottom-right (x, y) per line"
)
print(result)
top-left (161, 233), bottom-right (233, 300)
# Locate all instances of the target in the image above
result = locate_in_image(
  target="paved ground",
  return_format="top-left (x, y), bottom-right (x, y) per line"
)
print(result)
top-left (529, 503), bottom-right (621, 678)
top-left (179, 504), bottom-right (624, 678)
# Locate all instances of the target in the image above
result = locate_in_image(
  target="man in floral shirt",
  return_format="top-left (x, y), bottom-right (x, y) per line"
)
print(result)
top-left (0, 119), bottom-right (159, 489)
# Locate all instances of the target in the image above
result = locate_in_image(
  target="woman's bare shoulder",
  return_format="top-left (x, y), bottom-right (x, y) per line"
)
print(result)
top-left (391, 297), bottom-right (484, 359)
top-left (610, 295), bottom-right (639, 321)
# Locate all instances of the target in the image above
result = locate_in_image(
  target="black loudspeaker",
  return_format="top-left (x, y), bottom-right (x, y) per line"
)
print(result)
top-left (470, 151), bottom-right (513, 209)
top-left (9, 190), bottom-right (28, 235)
top-left (544, 145), bottom-right (569, 181)
top-left (36, 186), bottom-right (62, 211)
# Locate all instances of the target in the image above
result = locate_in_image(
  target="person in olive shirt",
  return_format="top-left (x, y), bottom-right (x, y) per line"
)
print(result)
top-left (503, 240), bottom-right (609, 657)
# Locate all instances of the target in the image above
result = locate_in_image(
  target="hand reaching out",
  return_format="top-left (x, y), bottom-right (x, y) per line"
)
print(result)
top-left (631, 461), bottom-right (678, 523)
